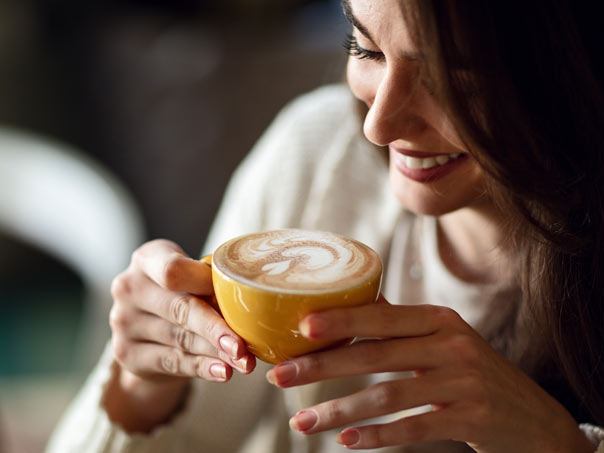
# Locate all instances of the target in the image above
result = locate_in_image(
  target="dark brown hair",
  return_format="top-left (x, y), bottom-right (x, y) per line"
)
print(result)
top-left (402, 1), bottom-right (604, 425)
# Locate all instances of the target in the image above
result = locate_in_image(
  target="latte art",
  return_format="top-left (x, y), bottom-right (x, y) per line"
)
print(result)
top-left (213, 230), bottom-right (381, 293)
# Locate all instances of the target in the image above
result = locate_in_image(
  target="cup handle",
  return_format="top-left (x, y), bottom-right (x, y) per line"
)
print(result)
top-left (200, 254), bottom-right (213, 267)
top-left (200, 254), bottom-right (220, 310)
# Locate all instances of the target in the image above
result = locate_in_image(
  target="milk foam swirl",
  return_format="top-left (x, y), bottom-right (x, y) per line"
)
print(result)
top-left (213, 230), bottom-right (381, 293)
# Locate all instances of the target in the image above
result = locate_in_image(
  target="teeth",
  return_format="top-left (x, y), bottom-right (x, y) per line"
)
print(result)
top-left (395, 153), bottom-right (463, 170)
top-left (406, 156), bottom-right (423, 169)
top-left (421, 157), bottom-right (436, 169)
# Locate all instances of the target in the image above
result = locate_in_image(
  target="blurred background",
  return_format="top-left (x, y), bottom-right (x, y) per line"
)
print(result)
top-left (0, 0), bottom-right (347, 451)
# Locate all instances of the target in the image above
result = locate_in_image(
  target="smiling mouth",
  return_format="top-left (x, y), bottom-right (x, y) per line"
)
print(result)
top-left (393, 152), bottom-right (465, 170)
top-left (390, 149), bottom-right (469, 183)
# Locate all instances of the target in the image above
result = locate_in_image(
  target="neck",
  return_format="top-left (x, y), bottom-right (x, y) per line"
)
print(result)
top-left (437, 202), bottom-right (510, 285)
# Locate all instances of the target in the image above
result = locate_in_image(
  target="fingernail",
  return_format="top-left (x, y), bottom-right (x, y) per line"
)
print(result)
top-left (289, 410), bottom-right (317, 432)
top-left (266, 361), bottom-right (297, 386)
top-left (219, 335), bottom-right (240, 359)
top-left (234, 356), bottom-right (249, 373)
top-left (299, 314), bottom-right (328, 338)
top-left (337, 428), bottom-right (360, 446)
top-left (209, 363), bottom-right (227, 381)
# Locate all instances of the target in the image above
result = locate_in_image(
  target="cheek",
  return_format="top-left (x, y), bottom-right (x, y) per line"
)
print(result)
top-left (437, 115), bottom-right (466, 151)
top-left (346, 58), bottom-right (378, 107)
top-left (346, 59), bottom-right (365, 103)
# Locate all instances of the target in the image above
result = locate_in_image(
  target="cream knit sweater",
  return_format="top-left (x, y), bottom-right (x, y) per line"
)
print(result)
top-left (47, 85), bottom-right (604, 453)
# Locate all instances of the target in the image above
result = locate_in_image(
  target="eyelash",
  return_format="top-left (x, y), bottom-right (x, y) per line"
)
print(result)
top-left (343, 34), bottom-right (385, 62)
top-left (343, 33), bottom-right (438, 97)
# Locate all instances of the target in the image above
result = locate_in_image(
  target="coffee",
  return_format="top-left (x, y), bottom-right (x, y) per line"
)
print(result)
top-left (212, 229), bottom-right (381, 294)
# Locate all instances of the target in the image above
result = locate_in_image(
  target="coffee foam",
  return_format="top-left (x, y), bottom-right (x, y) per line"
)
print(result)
top-left (213, 230), bottom-right (381, 293)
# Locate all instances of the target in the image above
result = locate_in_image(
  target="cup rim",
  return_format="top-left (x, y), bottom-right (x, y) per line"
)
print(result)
top-left (211, 229), bottom-right (383, 296)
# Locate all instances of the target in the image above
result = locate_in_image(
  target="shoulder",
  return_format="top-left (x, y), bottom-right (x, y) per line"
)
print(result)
top-left (276, 83), bottom-right (359, 128)
top-left (247, 83), bottom-right (361, 165)
top-left (225, 84), bottom-right (370, 219)
top-left (204, 84), bottom-right (397, 253)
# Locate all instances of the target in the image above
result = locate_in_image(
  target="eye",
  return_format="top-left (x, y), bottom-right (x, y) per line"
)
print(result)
top-left (343, 34), bottom-right (385, 62)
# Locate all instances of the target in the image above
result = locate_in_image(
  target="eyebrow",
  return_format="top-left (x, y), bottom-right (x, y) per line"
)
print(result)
top-left (341, 0), bottom-right (375, 43)
top-left (340, 0), bottom-right (424, 62)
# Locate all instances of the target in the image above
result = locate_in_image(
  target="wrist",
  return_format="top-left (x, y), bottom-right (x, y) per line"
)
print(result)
top-left (104, 363), bottom-right (191, 433)
top-left (565, 428), bottom-right (597, 453)
top-left (544, 410), bottom-right (595, 453)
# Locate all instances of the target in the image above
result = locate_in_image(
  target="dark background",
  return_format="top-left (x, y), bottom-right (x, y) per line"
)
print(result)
top-left (0, 1), bottom-right (348, 451)
top-left (0, 0), bottom-right (348, 256)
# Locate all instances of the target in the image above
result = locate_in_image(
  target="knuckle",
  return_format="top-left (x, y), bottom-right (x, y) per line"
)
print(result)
top-left (323, 400), bottom-right (344, 424)
top-left (336, 308), bottom-right (355, 332)
top-left (377, 305), bottom-right (401, 331)
top-left (464, 402), bottom-right (491, 435)
top-left (174, 326), bottom-right (193, 352)
top-left (433, 305), bottom-right (462, 327)
top-left (130, 246), bottom-right (142, 265)
top-left (159, 350), bottom-right (181, 375)
top-left (153, 238), bottom-right (180, 251)
top-left (359, 340), bottom-right (389, 367)
top-left (202, 316), bottom-right (224, 344)
top-left (111, 273), bottom-right (132, 300)
top-left (464, 369), bottom-right (487, 395)
top-left (302, 352), bottom-right (326, 375)
top-left (194, 356), bottom-right (209, 378)
top-left (111, 338), bottom-right (129, 364)
top-left (160, 254), bottom-right (184, 289)
top-left (372, 382), bottom-right (399, 412)
top-left (448, 333), bottom-right (480, 365)
top-left (108, 306), bottom-right (129, 332)
top-left (460, 368), bottom-right (483, 388)
top-left (169, 295), bottom-right (191, 327)
top-left (361, 425), bottom-right (384, 448)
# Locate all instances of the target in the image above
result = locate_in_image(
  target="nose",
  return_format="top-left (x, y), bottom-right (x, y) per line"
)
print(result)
top-left (361, 65), bottom-right (427, 147)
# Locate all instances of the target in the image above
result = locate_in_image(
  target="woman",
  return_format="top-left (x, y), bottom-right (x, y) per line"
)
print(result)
top-left (48, 1), bottom-right (604, 452)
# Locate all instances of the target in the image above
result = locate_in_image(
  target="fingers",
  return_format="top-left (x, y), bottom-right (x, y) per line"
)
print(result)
top-left (131, 239), bottom-right (213, 295)
top-left (267, 337), bottom-right (441, 387)
top-left (114, 309), bottom-right (253, 374)
top-left (122, 310), bottom-right (210, 355)
top-left (288, 373), bottom-right (461, 435)
top-left (111, 336), bottom-right (234, 382)
top-left (110, 239), bottom-right (258, 386)
top-left (112, 271), bottom-right (249, 362)
top-left (335, 408), bottom-right (464, 449)
top-left (299, 302), bottom-right (466, 341)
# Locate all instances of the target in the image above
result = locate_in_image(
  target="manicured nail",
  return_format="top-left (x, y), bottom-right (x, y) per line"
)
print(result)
top-left (289, 410), bottom-right (317, 432)
top-left (209, 363), bottom-right (227, 381)
top-left (234, 356), bottom-right (249, 373)
top-left (219, 335), bottom-right (240, 359)
top-left (299, 314), bottom-right (328, 338)
top-left (266, 361), bottom-right (297, 386)
top-left (337, 428), bottom-right (360, 446)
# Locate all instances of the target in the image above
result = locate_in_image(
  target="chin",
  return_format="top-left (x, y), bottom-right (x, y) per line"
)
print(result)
top-left (389, 164), bottom-right (486, 216)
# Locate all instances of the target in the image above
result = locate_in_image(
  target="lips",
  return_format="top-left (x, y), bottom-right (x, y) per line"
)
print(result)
top-left (390, 147), bottom-right (469, 183)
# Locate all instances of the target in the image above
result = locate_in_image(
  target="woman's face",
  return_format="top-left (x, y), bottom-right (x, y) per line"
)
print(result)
top-left (345, 0), bottom-right (487, 215)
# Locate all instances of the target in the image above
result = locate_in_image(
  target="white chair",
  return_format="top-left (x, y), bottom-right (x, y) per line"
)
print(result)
top-left (0, 126), bottom-right (146, 453)
top-left (0, 126), bottom-right (146, 371)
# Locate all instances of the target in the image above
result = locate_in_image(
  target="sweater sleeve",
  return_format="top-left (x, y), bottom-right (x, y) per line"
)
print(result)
top-left (579, 424), bottom-right (604, 452)
top-left (45, 343), bottom-right (198, 453)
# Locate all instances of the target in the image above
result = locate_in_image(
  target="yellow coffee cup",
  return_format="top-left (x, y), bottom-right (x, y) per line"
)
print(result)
top-left (201, 229), bottom-right (382, 364)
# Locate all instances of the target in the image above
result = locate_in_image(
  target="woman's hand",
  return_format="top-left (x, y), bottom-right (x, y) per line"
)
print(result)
top-left (106, 239), bottom-right (255, 432)
top-left (266, 298), bottom-right (593, 452)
